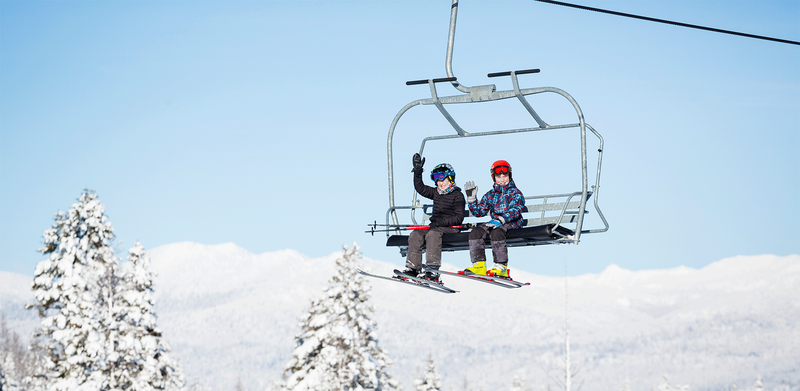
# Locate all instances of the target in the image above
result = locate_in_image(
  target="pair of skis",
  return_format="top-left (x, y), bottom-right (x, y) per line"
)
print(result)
top-left (439, 268), bottom-right (530, 289)
top-left (357, 266), bottom-right (530, 294)
top-left (356, 268), bottom-right (459, 294)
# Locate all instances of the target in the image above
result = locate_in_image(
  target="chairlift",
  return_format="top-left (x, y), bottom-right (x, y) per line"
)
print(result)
top-left (372, 0), bottom-right (609, 257)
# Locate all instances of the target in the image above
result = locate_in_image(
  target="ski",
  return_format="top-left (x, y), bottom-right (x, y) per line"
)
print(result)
top-left (390, 269), bottom-right (461, 293)
top-left (424, 266), bottom-right (530, 289)
top-left (356, 268), bottom-right (458, 294)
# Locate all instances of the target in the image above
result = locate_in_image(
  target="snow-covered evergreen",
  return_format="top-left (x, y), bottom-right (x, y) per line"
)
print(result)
top-left (28, 191), bottom-right (119, 390)
top-left (752, 375), bottom-right (763, 391)
top-left (414, 354), bottom-right (440, 391)
top-left (1, 354), bottom-right (21, 391)
top-left (1, 314), bottom-right (26, 390)
top-left (509, 375), bottom-right (530, 391)
top-left (185, 378), bottom-right (213, 391)
top-left (653, 375), bottom-right (689, 391)
top-left (1, 366), bottom-right (8, 391)
top-left (1, 356), bottom-right (22, 391)
top-left (109, 242), bottom-right (185, 391)
top-left (23, 334), bottom-right (55, 391)
top-left (280, 244), bottom-right (400, 391)
top-left (26, 191), bottom-right (185, 391)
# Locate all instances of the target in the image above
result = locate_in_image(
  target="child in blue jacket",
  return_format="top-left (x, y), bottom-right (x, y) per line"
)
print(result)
top-left (463, 160), bottom-right (525, 278)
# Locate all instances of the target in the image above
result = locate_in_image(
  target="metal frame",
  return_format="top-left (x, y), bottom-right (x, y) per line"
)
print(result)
top-left (385, 0), bottom-right (608, 245)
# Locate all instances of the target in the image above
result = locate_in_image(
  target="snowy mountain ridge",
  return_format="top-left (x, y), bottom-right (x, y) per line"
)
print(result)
top-left (1, 243), bottom-right (797, 391)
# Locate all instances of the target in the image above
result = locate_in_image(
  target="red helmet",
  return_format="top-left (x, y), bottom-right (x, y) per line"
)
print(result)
top-left (491, 160), bottom-right (512, 180)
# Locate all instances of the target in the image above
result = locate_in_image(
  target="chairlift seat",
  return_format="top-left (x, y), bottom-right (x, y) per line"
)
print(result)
top-left (388, 191), bottom-right (592, 253)
top-left (386, 223), bottom-right (576, 253)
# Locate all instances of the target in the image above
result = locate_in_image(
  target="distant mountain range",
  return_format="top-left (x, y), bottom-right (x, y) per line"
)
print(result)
top-left (1, 243), bottom-right (797, 391)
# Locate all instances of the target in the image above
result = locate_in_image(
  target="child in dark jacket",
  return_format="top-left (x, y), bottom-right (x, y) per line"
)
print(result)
top-left (398, 153), bottom-right (466, 283)
top-left (463, 160), bottom-right (525, 278)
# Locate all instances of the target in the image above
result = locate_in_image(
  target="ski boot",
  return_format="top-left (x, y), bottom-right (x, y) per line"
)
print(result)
top-left (395, 268), bottom-right (421, 280)
top-left (463, 261), bottom-right (487, 276)
top-left (420, 266), bottom-right (441, 284)
top-left (487, 263), bottom-right (510, 279)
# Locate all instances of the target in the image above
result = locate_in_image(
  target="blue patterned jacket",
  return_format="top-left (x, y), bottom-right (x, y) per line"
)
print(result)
top-left (469, 181), bottom-right (526, 229)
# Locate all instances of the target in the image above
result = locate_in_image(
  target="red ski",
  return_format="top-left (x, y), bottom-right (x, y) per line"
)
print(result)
top-left (425, 266), bottom-right (530, 289)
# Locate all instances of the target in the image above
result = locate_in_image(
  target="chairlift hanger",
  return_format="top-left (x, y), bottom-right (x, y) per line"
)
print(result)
top-left (372, 0), bottom-right (609, 257)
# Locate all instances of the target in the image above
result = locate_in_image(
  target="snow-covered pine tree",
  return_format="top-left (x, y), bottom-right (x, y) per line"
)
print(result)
top-left (653, 375), bottom-right (689, 391)
top-left (1, 365), bottom-right (8, 391)
top-left (185, 378), bottom-right (212, 391)
top-left (110, 242), bottom-right (185, 391)
top-left (414, 353), bottom-right (441, 391)
top-left (1, 355), bottom-right (22, 391)
top-left (28, 190), bottom-right (120, 390)
top-left (509, 375), bottom-right (530, 391)
top-left (752, 375), bottom-right (763, 391)
top-left (1, 314), bottom-right (27, 390)
top-left (281, 244), bottom-right (400, 391)
top-left (23, 334), bottom-right (51, 391)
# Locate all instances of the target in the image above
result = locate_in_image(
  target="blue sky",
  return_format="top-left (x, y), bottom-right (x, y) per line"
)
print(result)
top-left (1, 0), bottom-right (798, 277)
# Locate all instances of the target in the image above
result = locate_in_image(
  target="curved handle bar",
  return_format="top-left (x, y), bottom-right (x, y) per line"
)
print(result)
top-left (406, 77), bottom-right (458, 86)
top-left (487, 69), bottom-right (541, 78)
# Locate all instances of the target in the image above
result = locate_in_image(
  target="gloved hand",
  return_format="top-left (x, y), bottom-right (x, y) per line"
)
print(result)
top-left (464, 181), bottom-right (478, 203)
top-left (412, 153), bottom-right (425, 172)
top-left (486, 220), bottom-right (502, 229)
top-left (428, 218), bottom-right (438, 229)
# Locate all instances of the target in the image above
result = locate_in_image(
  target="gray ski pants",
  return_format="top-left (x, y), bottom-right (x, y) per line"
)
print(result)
top-left (468, 223), bottom-right (511, 265)
top-left (406, 227), bottom-right (459, 270)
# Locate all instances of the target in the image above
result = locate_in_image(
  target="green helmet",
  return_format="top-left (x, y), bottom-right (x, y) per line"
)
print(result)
top-left (431, 163), bottom-right (455, 183)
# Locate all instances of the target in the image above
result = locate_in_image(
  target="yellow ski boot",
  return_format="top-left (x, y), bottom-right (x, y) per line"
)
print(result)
top-left (487, 263), bottom-right (509, 278)
top-left (463, 261), bottom-right (487, 276)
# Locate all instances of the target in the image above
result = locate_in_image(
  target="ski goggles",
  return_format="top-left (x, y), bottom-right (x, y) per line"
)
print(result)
top-left (431, 170), bottom-right (453, 182)
top-left (492, 166), bottom-right (510, 176)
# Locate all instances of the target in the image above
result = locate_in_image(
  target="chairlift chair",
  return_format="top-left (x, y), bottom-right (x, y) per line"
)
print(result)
top-left (375, 0), bottom-right (609, 257)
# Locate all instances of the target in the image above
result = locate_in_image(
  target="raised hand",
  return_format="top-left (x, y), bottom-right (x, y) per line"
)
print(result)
top-left (464, 181), bottom-right (478, 203)
top-left (412, 153), bottom-right (426, 172)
